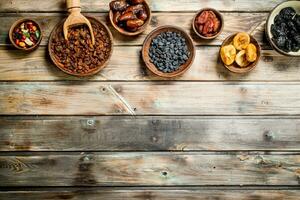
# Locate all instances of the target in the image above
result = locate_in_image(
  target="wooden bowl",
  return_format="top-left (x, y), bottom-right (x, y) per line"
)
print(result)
top-left (192, 8), bottom-right (224, 40)
top-left (9, 18), bottom-right (43, 51)
top-left (109, 0), bottom-right (152, 36)
top-left (48, 16), bottom-right (113, 77)
top-left (220, 33), bottom-right (261, 74)
top-left (265, 1), bottom-right (300, 57)
top-left (142, 26), bottom-right (195, 78)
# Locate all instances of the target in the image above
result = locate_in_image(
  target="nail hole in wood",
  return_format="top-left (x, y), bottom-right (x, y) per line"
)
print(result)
top-left (162, 171), bottom-right (168, 176)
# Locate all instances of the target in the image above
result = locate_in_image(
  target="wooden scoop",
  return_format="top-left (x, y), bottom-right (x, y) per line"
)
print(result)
top-left (63, 0), bottom-right (95, 45)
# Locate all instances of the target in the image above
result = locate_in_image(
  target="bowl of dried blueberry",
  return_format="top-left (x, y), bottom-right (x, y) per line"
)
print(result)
top-left (266, 1), bottom-right (300, 56)
top-left (142, 26), bottom-right (195, 78)
top-left (9, 18), bottom-right (42, 51)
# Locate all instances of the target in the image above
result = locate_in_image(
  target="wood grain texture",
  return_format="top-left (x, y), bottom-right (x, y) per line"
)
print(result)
top-left (0, 13), bottom-right (268, 46)
top-left (0, 47), bottom-right (299, 81)
top-left (1, 189), bottom-right (300, 200)
top-left (1, 82), bottom-right (300, 115)
top-left (0, 153), bottom-right (299, 186)
top-left (1, 116), bottom-right (300, 151)
top-left (0, 0), bottom-right (286, 12)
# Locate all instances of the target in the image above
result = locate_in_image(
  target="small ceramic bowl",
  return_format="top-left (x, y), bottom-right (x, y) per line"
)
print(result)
top-left (9, 18), bottom-right (42, 51)
top-left (192, 8), bottom-right (224, 40)
top-left (265, 0), bottom-right (300, 57)
top-left (220, 33), bottom-right (261, 74)
top-left (142, 26), bottom-right (195, 78)
top-left (109, 0), bottom-right (152, 36)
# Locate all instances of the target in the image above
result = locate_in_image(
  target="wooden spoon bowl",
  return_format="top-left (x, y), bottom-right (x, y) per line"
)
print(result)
top-left (220, 33), bottom-right (261, 74)
top-left (48, 16), bottom-right (113, 77)
top-left (109, 0), bottom-right (152, 36)
top-left (142, 26), bottom-right (195, 78)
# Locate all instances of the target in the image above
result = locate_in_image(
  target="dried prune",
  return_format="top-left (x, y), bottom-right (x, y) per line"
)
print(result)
top-left (275, 36), bottom-right (286, 48)
top-left (285, 39), bottom-right (292, 52)
top-left (292, 43), bottom-right (300, 52)
top-left (294, 34), bottom-right (300, 44)
top-left (279, 7), bottom-right (296, 20)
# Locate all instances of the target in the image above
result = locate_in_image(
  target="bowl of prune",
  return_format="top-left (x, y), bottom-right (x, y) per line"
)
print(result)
top-left (266, 1), bottom-right (300, 56)
top-left (109, 0), bottom-right (152, 36)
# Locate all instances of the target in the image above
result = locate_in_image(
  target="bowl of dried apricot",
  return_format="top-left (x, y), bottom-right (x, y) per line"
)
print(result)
top-left (220, 32), bottom-right (261, 73)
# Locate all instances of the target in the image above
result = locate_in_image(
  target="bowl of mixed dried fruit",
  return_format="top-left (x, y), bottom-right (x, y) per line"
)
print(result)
top-left (266, 1), bottom-right (300, 56)
top-left (9, 18), bottom-right (42, 51)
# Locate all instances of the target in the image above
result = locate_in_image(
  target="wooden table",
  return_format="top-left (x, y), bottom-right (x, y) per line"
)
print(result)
top-left (0, 0), bottom-right (300, 199)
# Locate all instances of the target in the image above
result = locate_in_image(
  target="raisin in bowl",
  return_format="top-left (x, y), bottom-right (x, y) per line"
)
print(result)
top-left (266, 1), bottom-right (300, 57)
top-left (48, 16), bottom-right (113, 77)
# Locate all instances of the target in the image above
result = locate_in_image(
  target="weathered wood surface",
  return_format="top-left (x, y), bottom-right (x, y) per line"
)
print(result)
top-left (0, 153), bottom-right (300, 186)
top-left (0, 13), bottom-right (268, 46)
top-left (0, 0), bottom-right (286, 12)
top-left (1, 188), bottom-right (300, 200)
top-left (0, 47), bottom-right (299, 81)
top-left (1, 116), bottom-right (300, 151)
top-left (1, 82), bottom-right (300, 115)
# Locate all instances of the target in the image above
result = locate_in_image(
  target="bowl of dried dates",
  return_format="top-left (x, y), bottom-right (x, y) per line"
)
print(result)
top-left (266, 1), bottom-right (300, 57)
top-left (48, 16), bottom-right (113, 77)
top-left (193, 8), bottom-right (224, 40)
top-left (109, 0), bottom-right (151, 36)
top-left (9, 18), bottom-right (42, 51)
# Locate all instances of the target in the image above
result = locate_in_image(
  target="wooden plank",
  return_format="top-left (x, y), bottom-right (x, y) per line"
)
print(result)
top-left (1, 82), bottom-right (300, 115)
top-left (0, 47), bottom-right (299, 81)
top-left (0, 13), bottom-right (268, 46)
top-left (1, 116), bottom-right (300, 151)
top-left (1, 189), bottom-right (300, 200)
top-left (0, 153), bottom-right (299, 186)
top-left (0, 0), bottom-right (286, 12)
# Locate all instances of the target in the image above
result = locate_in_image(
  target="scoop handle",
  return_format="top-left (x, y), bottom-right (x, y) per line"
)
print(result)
top-left (66, 0), bottom-right (81, 10)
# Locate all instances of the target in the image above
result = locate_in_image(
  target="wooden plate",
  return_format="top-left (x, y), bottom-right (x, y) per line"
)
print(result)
top-left (48, 16), bottom-right (113, 77)
top-left (142, 26), bottom-right (195, 78)
top-left (109, 0), bottom-right (152, 36)
top-left (220, 33), bottom-right (261, 74)
top-left (192, 8), bottom-right (224, 40)
top-left (9, 18), bottom-right (43, 51)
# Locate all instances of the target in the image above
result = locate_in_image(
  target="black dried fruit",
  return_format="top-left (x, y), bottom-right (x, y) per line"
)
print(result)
top-left (271, 7), bottom-right (300, 53)
top-left (279, 7), bottom-right (296, 20)
top-left (292, 43), bottom-right (300, 52)
top-left (285, 39), bottom-right (292, 52)
top-left (149, 31), bottom-right (190, 73)
top-left (275, 36), bottom-right (286, 48)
